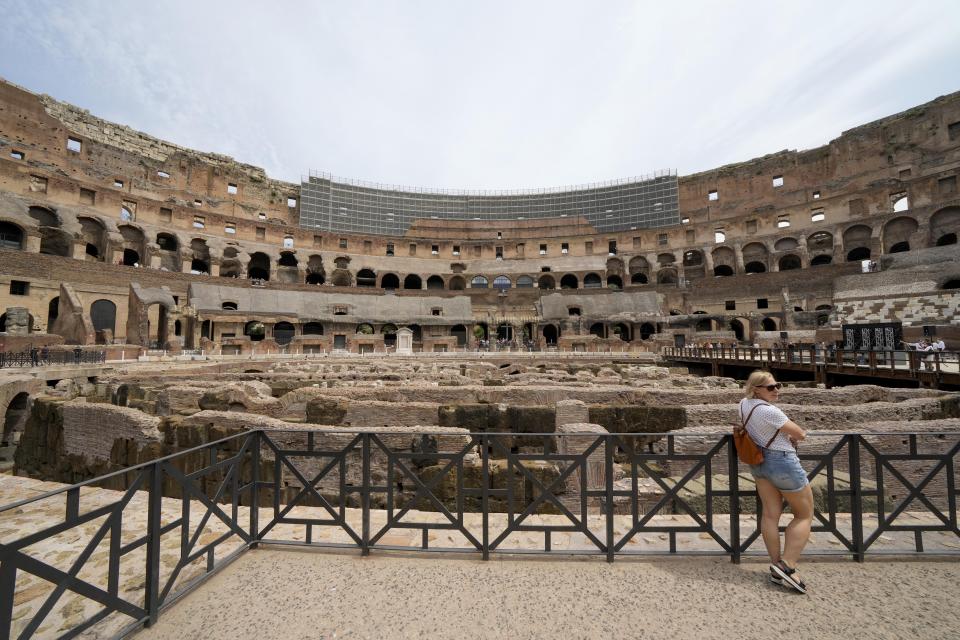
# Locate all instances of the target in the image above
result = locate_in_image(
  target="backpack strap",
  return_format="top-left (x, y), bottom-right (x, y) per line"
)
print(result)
top-left (740, 402), bottom-right (781, 448)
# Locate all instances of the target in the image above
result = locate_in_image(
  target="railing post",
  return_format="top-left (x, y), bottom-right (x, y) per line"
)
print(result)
top-left (361, 433), bottom-right (371, 556)
top-left (0, 558), bottom-right (15, 639)
top-left (848, 435), bottom-right (865, 562)
top-left (605, 435), bottom-right (615, 563)
top-left (144, 461), bottom-right (163, 625)
top-left (481, 434), bottom-right (490, 560)
top-left (728, 434), bottom-right (741, 564)
top-left (249, 431), bottom-right (260, 547)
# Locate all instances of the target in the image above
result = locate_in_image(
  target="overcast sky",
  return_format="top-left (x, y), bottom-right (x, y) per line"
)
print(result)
top-left (1, 1), bottom-right (958, 189)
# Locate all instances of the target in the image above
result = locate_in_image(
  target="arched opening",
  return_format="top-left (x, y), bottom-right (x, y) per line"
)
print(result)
top-left (846, 247), bottom-right (871, 261)
top-left (245, 321), bottom-right (265, 342)
top-left (889, 241), bottom-right (910, 253)
top-left (303, 322), bottom-right (324, 335)
top-left (356, 269), bottom-right (377, 287)
top-left (0, 222), bottom-right (24, 250)
top-left (611, 322), bottom-right (630, 341)
top-left (189, 238), bottom-right (210, 274)
top-left (713, 265), bottom-right (734, 277)
top-left (407, 324), bottom-right (422, 343)
top-left (542, 324), bottom-right (558, 345)
top-left (657, 268), bottom-right (677, 285)
top-left (557, 274), bottom-right (576, 289)
top-left (695, 318), bottom-right (712, 332)
top-left (174, 320), bottom-right (182, 337)
top-left (122, 248), bottom-right (140, 266)
top-left (778, 255), bottom-right (801, 271)
top-left (589, 323), bottom-right (605, 338)
top-left (474, 323), bottom-right (489, 342)
top-left (305, 255), bottom-right (325, 285)
top-left (451, 324), bottom-right (467, 347)
top-left (729, 319), bottom-right (745, 341)
top-left (426, 275), bottom-right (445, 290)
top-left (91, 299), bottom-right (117, 334)
top-left (629, 256), bottom-right (650, 282)
top-left (516, 275), bottom-right (534, 288)
top-left (810, 254), bottom-right (832, 266)
top-left (78, 217), bottom-right (106, 261)
top-left (449, 276), bottom-right (466, 290)
top-left (278, 252), bottom-right (298, 267)
top-left (606, 275), bottom-right (623, 290)
top-left (744, 261), bottom-right (766, 274)
top-left (774, 238), bottom-right (799, 252)
top-left (493, 275), bottom-right (511, 291)
top-left (404, 274), bottom-right (423, 290)
top-left (381, 323), bottom-right (398, 347)
top-left (156, 233), bottom-right (178, 252)
top-left (222, 302), bottom-right (238, 311)
top-left (356, 323), bottom-right (374, 335)
top-left (273, 322), bottom-right (295, 346)
top-left (639, 323), bottom-right (655, 340)
top-left (881, 215), bottom-right (918, 256)
top-left (682, 250), bottom-right (703, 267)
top-left (247, 253), bottom-right (271, 280)
top-left (583, 273), bottom-right (602, 288)
top-left (761, 317), bottom-right (777, 331)
top-left (381, 273), bottom-right (400, 289)
top-left (470, 275), bottom-right (488, 289)
top-left (538, 275), bottom-right (556, 289)
top-left (2, 392), bottom-right (30, 449)
top-left (33, 207), bottom-right (71, 257)
top-left (817, 314), bottom-right (830, 326)
top-left (47, 296), bottom-right (60, 324)
top-left (842, 225), bottom-right (872, 261)
top-left (937, 233), bottom-right (957, 246)
top-left (941, 279), bottom-right (960, 290)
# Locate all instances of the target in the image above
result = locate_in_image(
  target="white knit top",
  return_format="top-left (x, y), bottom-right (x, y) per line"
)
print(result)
top-left (738, 398), bottom-right (793, 452)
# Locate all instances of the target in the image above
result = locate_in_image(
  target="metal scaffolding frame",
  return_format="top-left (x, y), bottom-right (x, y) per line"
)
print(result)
top-left (299, 170), bottom-right (680, 236)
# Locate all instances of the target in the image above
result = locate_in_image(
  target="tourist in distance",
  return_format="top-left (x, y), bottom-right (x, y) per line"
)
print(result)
top-left (739, 370), bottom-right (813, 593)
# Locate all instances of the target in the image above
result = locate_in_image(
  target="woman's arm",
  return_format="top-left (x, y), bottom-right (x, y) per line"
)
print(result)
top-left (779, 419), bottom-right (806, 441)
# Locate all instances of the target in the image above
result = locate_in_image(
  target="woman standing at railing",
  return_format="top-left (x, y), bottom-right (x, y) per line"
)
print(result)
top-left (739, 370), bottom-right (813, 593)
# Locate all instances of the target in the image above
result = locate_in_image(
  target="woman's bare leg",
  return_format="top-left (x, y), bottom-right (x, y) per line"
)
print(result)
top-left (755, 478), bottom-right (784, 563)
top-left (782, 485), bottom-right (814, 567)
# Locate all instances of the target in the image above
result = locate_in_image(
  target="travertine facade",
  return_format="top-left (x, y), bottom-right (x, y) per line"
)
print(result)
top-left (0, 77), bottom-right (957, 352)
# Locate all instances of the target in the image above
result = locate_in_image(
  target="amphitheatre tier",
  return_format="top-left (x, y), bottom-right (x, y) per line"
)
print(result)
top-left (0, 76), bottom-right (958, 356)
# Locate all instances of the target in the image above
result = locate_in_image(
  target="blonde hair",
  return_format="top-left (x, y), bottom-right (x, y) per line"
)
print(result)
top-left (744, 370), bottom-right (775, 399)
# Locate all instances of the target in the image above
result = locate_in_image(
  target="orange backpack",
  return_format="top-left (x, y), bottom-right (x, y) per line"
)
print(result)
top-left (733, 402), bottom-right (780, 465)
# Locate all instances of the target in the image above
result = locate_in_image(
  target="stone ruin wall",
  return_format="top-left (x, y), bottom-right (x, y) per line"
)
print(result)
top-left (8, 357), bottom-right (959, 514)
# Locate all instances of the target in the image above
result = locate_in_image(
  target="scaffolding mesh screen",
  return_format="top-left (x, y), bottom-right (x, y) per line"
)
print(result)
top-left (299, 171), bottom-right (679, 235)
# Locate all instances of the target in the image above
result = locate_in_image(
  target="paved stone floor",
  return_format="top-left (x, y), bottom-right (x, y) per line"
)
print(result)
top-left (137, 548), bottom-right (960, 640)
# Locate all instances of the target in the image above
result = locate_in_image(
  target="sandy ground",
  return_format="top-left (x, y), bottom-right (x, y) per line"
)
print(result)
top-left (137, 548), bottom-right (960, 640)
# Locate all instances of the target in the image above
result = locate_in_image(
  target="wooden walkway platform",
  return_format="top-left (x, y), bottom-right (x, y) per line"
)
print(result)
top-left (661, 347), bottom-right (960, 389)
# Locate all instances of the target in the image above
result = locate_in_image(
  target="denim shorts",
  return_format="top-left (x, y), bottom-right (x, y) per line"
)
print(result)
top-left (749, 448), bottom-right (809, 493)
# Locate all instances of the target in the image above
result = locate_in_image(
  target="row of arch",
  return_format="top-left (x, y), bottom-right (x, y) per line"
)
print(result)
top-left (3, 207), bottom-right (957, 284)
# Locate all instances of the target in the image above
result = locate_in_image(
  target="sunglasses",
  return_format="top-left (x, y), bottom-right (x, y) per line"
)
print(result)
top-left (762, 383), bottom-right (783, 391)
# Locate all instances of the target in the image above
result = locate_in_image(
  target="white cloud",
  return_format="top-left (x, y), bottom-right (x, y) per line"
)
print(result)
top-left (0, 0), bottom-right (958, 188)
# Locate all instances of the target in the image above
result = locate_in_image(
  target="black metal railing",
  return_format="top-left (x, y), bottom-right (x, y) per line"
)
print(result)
top-left (0, 350), bottom-right (107, 368)
top-left (1, 430), bottom-right (957, 638)
top-left (662, 346), bottom-right (959, 376)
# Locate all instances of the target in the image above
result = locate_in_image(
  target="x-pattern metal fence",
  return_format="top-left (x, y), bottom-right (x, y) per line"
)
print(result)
top-left (0, 429), bottom-right (957, 638)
